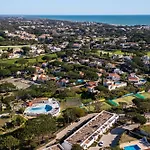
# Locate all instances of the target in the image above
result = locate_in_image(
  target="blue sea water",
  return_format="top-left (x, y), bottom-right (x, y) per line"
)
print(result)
top-left (2, 15), bottom-right (150, 26)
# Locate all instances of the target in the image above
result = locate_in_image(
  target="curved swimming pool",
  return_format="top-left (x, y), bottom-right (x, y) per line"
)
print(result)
top-left (26, 104), bottom-right (52, 114)
top-left (24, 98), bottom-right (60, 116)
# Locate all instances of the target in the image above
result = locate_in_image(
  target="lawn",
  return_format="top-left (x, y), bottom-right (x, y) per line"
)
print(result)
top-left (115, 96), bottom-right (135, 105)
top-left (114, 50), bottom-right (124, 55)
top-left (141, 125), bottom-right (150, 133)
top-left (98, 50), bottom-right (133, 56)
top-left (147, 51), bottom-right (150, 57)
top-left (85, 105), bottom-right (95, 112)
top-left (142, 92), bottom-right (150, 99)
top-left (0, 53), bottom-right (57, 65)
top-left (60, 97), bottom-right (82, 111)
top-left (98, 50), bottom-right (113, 55)
top-left (0, 45), bottom-right (30, 50)
top-left (120, 133), bottom-right (136, 144)
top-left (0, 58), bottom-right (18, 64)
top-left (101, 102), bottom-right (111, 110)
top-left (84, 101), bottom-right (111, 112)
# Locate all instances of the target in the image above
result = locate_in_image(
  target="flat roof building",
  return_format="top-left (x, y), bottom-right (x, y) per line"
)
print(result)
top-left (62, 111), bottom-right (119, 150)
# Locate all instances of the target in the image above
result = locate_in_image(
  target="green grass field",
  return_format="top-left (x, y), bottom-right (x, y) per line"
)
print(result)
top-left (113, 92), bottom-right (150, 106)
top-left (142, 92), bottom-right (150, 99)
top-left (84, 101), bottom-right (112, 112)
top-left (147, 52), bottom-right (150, 57)
top-left (101, 102), bottom-right (112, 110)
top-left (115, 95), bottom-right (135, 105)
top-left (97, 50), bottom-right (134, 56)
top-left (0, 53), bottom-right (57, 65)
top-left (60, 97), bottom-right (82, 111)
top-left (114, 50), bottom-right (124, 55)
top-left (0, 45), bottom-right (30, 50)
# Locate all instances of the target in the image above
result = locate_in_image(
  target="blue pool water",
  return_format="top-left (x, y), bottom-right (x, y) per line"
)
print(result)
top-left (29, 104), bottom-right (52, 114)
top-left (31, 107), bottom-right (42, 111)
top-left (124, 145), bottom-right (141, 150)
top-left (45, 105), bottom-right (52, 111)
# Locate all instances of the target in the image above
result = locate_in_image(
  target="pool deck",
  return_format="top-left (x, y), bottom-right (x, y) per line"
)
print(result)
top-left (120, 140), bottom-right (150, 150)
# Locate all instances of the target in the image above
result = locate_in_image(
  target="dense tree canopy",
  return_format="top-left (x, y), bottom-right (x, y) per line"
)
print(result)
top-left (0, 82), bottom-right (16, 92)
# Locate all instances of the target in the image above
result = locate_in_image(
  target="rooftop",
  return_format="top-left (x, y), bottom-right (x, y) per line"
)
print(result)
top-left (66, 111), bottom-right (114, 145)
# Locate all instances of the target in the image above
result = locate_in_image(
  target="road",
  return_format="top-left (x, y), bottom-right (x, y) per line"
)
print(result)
top-left (38, 113), bottom-right (97, 150)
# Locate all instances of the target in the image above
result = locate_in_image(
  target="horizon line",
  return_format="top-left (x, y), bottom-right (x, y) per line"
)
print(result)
top-left (1, 14), bottom-right (150, 16)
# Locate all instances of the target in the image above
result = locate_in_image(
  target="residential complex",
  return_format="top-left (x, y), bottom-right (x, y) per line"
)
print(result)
top-left (62, 111), bottom-right (119, 150)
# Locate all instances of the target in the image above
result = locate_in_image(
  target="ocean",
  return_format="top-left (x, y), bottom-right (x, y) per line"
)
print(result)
top-left (1, 15), bottom-right (150, 26)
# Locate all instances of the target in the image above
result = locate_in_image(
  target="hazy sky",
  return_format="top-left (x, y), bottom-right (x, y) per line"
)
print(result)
top-left (0, 0), bottom-right (150, 15)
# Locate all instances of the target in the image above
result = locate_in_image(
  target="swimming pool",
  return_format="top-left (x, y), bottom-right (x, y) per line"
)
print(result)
top-left (124, 145), bottom-right (141, 150)
top-left (25, 104), bottom-right (52, 115)
top-left (24, 98), bottom-right (60, 116)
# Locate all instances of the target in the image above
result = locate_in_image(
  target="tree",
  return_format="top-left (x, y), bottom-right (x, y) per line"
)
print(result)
top-left (23, 115), bottom-right (57, 142)
top-left (0, 136), bottom-right (19, 150)
top-left (1, 53), bottom-right (9, 59)
top-left (0, 82), bottom-right (16, 92)
top-left (12, 115), bottom-right (25, 126)
top-left (119, 102), bottom-right (128, 109)
top-left (42, 55), bottom-right (53, 62)
top-left (24, 66), bottom-right (35, 74)
top-left (83, 70), bottom-right (98, 81)
top-left (0, 69), bottom-right (11, 78)
top-left (22, 46), bottom-right (31, 55)
top-left (0, 36), bottom-right (4, 42)
top-left (55, 89), bottom-right (76, 99)
top-left (62, 107), bottom-right (86, 123)
top-left (72, 144), bottom-right (83, 150)
top-left (93, 101), bottom-right (102, 112)
top-left (15, 58), bottom-right (28, 67)
top-left (132, 114), bottom-right (147, 125)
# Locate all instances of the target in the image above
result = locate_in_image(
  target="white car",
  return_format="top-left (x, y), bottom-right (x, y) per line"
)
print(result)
top-left (98, 141), bottom-right (104, 147)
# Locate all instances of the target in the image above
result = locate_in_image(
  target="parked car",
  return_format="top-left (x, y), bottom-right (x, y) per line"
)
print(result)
top-left (98, 141), bottom-right (104, 147)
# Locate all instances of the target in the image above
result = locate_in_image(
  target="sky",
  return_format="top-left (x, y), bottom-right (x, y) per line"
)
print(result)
top-left (0, 0), bottom-right (150, 15)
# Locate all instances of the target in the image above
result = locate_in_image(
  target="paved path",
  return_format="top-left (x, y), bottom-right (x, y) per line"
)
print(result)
top-left (38, 113), bottom-right (97, 150)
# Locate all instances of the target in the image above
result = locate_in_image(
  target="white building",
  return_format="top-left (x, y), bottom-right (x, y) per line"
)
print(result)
top-left (61, 111), bottom-right (119, 150)
top-left (104, 80), bottom-right (127, 91)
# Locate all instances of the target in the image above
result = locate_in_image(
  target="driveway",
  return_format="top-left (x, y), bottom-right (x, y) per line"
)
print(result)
top-left (99, 127), bottom-right (125, 148)
top-left (95, 124), bottom-right (140, 148)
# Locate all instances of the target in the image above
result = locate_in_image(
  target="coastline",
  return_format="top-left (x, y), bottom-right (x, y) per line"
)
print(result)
top-left (1, 15), bottom-right (150, 26)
